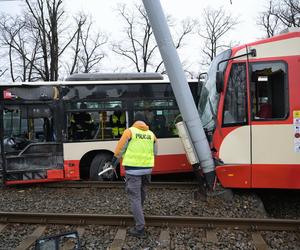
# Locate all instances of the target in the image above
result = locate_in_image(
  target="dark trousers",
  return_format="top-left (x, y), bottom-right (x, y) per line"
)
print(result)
top-left (125, 174), bottom-right (151, 230)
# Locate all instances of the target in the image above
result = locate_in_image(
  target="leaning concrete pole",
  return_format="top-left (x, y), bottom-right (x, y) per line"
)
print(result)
top-left (142, 0), bottom-right (216, 188)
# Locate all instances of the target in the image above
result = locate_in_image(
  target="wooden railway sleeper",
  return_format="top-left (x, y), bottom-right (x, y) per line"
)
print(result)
top-left (0, 223), bottom-right (7, 233)
top-left (251, 232), bottom-right (269, 250)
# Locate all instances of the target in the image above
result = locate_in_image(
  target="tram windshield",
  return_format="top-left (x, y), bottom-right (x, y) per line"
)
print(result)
top-left (198, 49), bottom-right (231, 131)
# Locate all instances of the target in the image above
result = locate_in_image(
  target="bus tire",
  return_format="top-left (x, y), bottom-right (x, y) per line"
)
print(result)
top-left (89, 153), bottom-right (116, 181)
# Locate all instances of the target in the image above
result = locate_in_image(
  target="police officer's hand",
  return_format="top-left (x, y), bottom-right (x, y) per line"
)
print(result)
top-left (111, 156), bottom-right (119, 168)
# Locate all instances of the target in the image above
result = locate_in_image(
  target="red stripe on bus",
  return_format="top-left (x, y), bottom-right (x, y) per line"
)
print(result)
top-left (6, 178), bottom-right (64, 185)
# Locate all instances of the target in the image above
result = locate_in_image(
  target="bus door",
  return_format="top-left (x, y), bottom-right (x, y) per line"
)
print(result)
top-left (1, 86), bottom-right (64, 184)
top-left (217, 56), bottom-right (251, 188)
top-left (249, 60), bottom-right (292, 188)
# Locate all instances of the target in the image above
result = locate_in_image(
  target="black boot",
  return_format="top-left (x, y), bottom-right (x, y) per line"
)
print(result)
top-left (128, 227), bottom-right (145, 238)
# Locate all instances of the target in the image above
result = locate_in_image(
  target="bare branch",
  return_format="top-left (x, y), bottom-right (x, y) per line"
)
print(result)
top-left (257, 1), bottom-right (281, 37)
top-left (79, 21), bottom-right (107, 73)
top-left (69, 13), bottom-right (86, 74)
top-left (198, 7), bottom-right (238, 63)
top-left (112, 3), bottom-right (194, 73)
top-left (0, 69), bottom-right (8, 78)
top-left (257, 0), bottom-right (299, 38)
top-left (272, 0), bottom-right (300, 27)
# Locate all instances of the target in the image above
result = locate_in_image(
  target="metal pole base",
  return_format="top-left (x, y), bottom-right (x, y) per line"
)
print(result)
top-left (192, 164), bottom-right (207, 201)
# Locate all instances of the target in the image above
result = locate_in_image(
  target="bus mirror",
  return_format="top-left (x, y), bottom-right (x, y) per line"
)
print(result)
top-left (216, 71), bottom-right (224, 93)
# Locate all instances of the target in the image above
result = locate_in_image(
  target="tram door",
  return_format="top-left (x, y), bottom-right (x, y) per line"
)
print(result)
top-left (249, 61), bottom-right (293, 188)
top-left (219, 60), bottom-right (252, 188)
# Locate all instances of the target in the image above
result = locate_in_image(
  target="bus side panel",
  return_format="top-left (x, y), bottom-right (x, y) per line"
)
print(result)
top-left (64, 160), bottom-right (80, 180)
top-left (252, 164), bottom-right (300, 189)
top-left (153, 154), bottom-right (192, 174)
top-left (47, 169), bottom-right (64, 179)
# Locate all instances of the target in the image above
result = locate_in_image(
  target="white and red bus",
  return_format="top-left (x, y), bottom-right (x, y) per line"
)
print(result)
top-left (199, 28), bottom-right (300, 189)
top-left (0, 73), bottom-right (200, 185)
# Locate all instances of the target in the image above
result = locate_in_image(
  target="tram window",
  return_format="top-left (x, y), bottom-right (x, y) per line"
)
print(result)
top-left (250, 62), bottom-right (288, 120)
top-left (223, 63), bottom-right (247, 126)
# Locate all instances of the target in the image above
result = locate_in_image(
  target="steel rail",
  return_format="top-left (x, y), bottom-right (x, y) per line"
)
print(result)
top-left (41, 181), bottom-right (200, 189)
top-left (0, 212), bottom-right (299, 231)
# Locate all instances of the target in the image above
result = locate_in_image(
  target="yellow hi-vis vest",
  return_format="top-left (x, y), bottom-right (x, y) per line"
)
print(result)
top-left (112, 113), bottom-right (126, 137)
top-left (122, 127), bottom-right (155, 167)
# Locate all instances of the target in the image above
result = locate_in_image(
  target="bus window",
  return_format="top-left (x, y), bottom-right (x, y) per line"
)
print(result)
top-left (222, 63), bottom-right (247, 126)
top-left (3, 107), bottom-right (26, 137)
top-left (66, 101), bottom-right (127, 141)
top-left (109, 109), bottom-right (126, 139)
top-left (133, 99), bottom-right (180, 138)
top-left (3, 105), bottom-right (54, 153)
top-left (68, 103), bottom-right (95, 141)
top-left (250, 62), bottom-right (288, 120)
top-left (4, 86), bottom-right (58, 100)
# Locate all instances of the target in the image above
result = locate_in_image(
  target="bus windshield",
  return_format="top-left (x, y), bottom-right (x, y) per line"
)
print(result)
top-left (198, 49), bottom-right (231, 131)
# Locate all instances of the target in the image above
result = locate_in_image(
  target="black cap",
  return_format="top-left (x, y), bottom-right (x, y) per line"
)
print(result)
top-left (134, 112), bottom-right (146, 122)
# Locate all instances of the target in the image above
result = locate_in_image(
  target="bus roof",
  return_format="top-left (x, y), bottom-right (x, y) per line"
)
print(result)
top-left (0, 78), bottom-right (198, 87)
top-left (65, 72), bottom-right (164, 81)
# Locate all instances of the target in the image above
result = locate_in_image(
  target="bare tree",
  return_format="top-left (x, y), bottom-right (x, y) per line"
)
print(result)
top-left (0, 15), bottom-right (40, 81)
top-left (257, 0), bottom-right (300, 37)
top-left (79, 22), bottom-right (107, 73)
top-left (112, 4), bottom-right (154, 73)
top-left (67, 15), bottom-right (107, 74)
top-left (199, 7), bottom-right (238, 64)
top-left (272, 0), bottom-right (300, 28)
top-left (0, 0), bottom-right (88, 81)
top-left (257, 1), bottom-right (281, 37)
top-left (112, 4), bottom-right (195, 73)
top-left (69, 13), bottom-right (86, 75)
top-left (24, 0), bottom-right (83, 81)
top-left (155, 18), bottom-right (196, 74)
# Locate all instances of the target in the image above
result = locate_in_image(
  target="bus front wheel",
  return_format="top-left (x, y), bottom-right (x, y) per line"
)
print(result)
top-left (89, 153), bottom-right (117, 181)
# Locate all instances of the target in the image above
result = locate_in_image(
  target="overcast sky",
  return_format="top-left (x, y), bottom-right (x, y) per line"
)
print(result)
top-left (0, 0), bottom-right (269, 41)
top-left (64, 0), bottom-right (269, 42)
top-left (0, 0), bottom-right (271, 76)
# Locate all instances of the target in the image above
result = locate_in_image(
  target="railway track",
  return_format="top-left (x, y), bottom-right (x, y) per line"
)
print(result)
top-left (1, 182), bottom-right (299, 248)
top-left (0, 212), bottom-right (299, 249)
top-left (0, 211), bottom-right (299, 230)
top-left (41, 180), bottom-right (200, 189)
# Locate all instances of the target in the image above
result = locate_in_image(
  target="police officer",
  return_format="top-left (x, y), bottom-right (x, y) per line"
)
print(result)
top-left (111, 111), bottom-right (157, 237)
top-left (70, 103), bottom-right (94, 140)
top-left (110, 110), bottom-right (126, 138)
